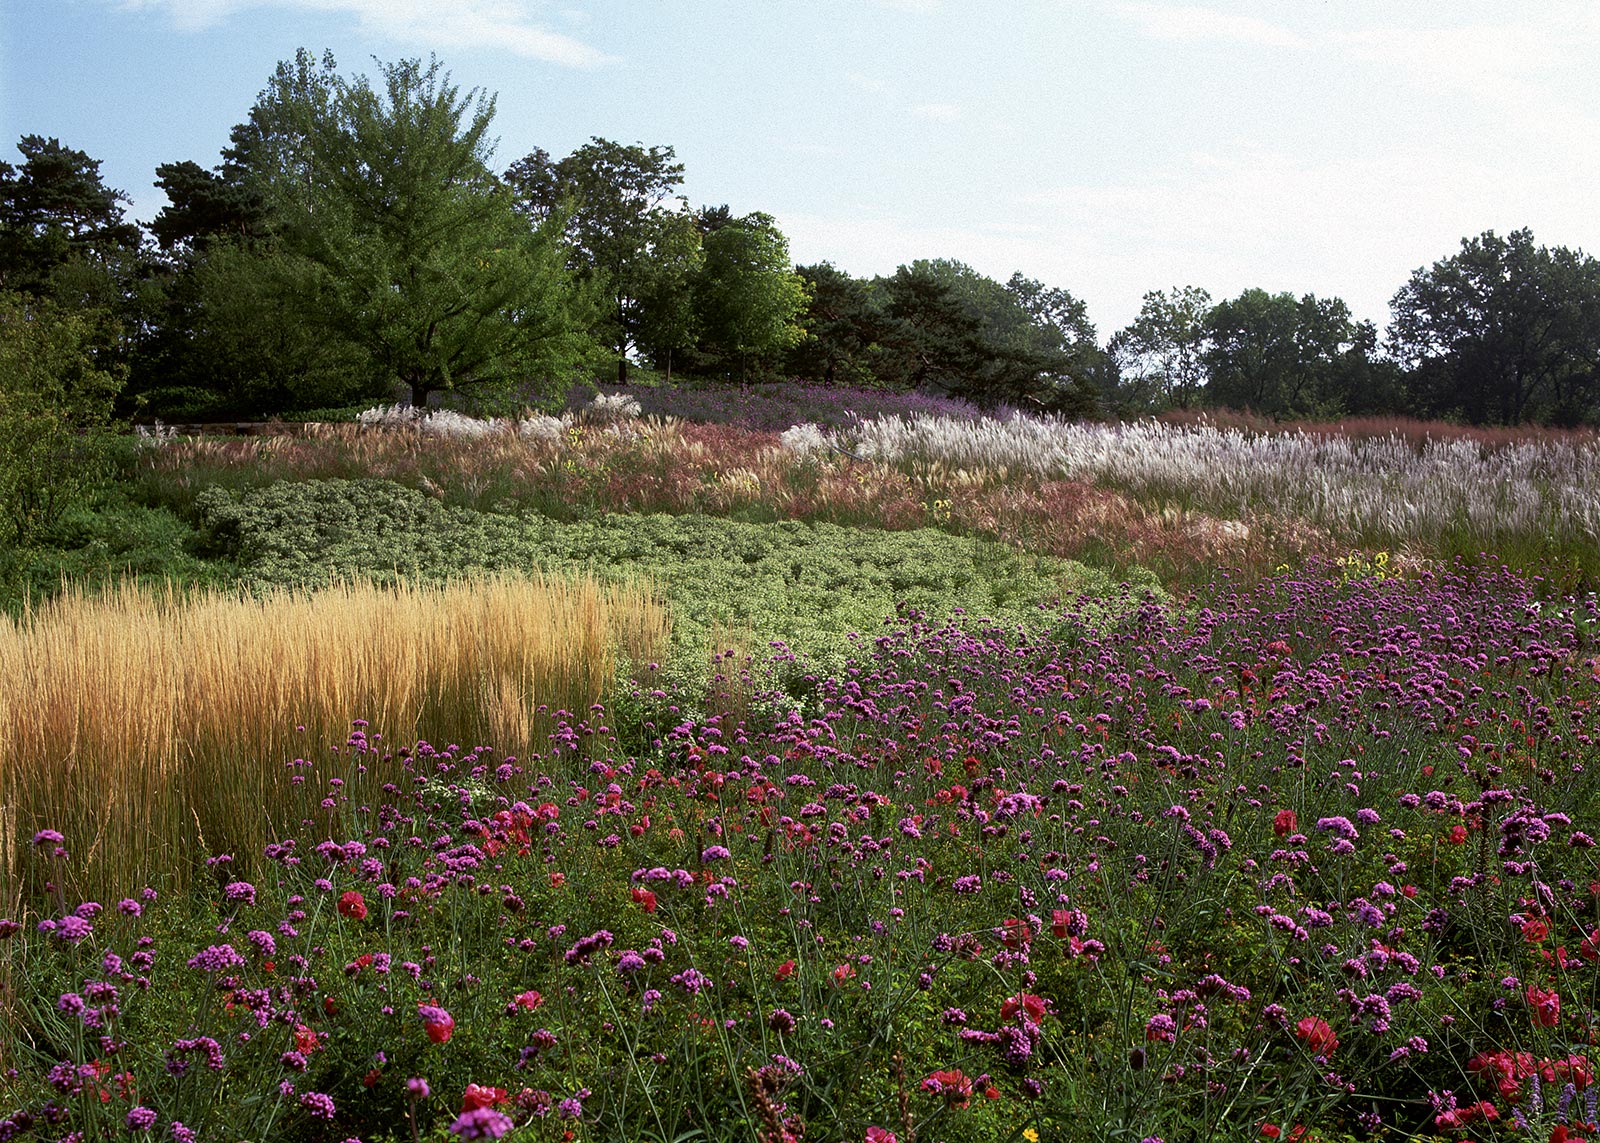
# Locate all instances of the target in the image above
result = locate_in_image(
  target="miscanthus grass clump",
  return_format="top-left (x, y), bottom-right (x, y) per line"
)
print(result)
top-left (3, 560), bottom-right (1599, 1141)
top-left (785, 412), bottom-right (1600, 558)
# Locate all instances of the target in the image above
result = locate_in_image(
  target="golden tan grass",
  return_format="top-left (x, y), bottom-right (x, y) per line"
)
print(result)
top-left (0, 573), bottom-right (667, 904)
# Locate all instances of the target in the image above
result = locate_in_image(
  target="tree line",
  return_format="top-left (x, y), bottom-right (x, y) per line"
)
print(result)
top-left (5, 49), bottom-right (1600, 428)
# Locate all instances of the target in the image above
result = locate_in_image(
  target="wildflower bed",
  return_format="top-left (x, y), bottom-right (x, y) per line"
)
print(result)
top-left (4, 558), bottom-right (1600, 1142)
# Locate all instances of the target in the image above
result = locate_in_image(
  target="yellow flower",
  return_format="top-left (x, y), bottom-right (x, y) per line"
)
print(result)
top-left (1023, 1130), bottom-right (1040, 1142)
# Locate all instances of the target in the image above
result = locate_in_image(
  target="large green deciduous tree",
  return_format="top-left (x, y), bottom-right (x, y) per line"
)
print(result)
top-left (0, 291), bottom-right (124, 545)
top-left (1389, 228), bottom-right (1600, 425)
top-left (692, 211), bottom-right (808, 383)
top-left (1203, 289), bottom-right (1384, 419)
top-left (506, 138), bottom-right (695, 383)
top-left (1106, 286), bottom-right (1213, 413)
top-left (223, 50), bottom-right (596, 410)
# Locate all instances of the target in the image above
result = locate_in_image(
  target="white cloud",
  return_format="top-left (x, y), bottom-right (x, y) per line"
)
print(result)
top-left (1116, 3), bottom-right (1307, 50)
top-left (117, 0), bottom-right (614, 66)
top-left (912, 102), bottom-right (959, 123)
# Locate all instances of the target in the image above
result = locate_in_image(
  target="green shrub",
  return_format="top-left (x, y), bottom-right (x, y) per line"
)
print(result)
top-left (0, 291), bottom-right (124, 545)
top-left (193, 477), bottom-right (1156, 716)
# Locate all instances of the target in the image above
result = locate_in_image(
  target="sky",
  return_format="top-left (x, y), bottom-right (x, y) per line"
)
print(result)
top-left (3, 0), bottom-right (1599, 336)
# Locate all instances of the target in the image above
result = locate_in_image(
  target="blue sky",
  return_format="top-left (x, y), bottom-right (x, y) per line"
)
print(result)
top-left (4, 0), bottom-right (1598, 335)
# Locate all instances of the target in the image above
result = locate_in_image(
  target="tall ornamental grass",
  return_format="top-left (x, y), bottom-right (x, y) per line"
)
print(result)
top-left (789, 412), bottom-right (1600, 556)
top-left (0, 574), bottom-right (667, 902)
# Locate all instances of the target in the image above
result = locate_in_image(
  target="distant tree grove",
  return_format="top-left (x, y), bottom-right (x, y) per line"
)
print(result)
top-left (4, 48), bottom-right (1600, 426)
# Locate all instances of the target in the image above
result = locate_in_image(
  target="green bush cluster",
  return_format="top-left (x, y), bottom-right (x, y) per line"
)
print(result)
top-left (0, 292), bottom-right (124, 547)
top-left (194, 477), bottom-right (1155, 712)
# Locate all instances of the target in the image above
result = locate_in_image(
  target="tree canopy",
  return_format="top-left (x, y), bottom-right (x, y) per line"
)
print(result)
top-left (1389, 228), bottom-right (1600, 425)
top-left (212, 51), bottom-right (598, 410)
top-left (0, 135), bottom-right (142, 301)
top-left (506, 138), bottom-right (694, 384)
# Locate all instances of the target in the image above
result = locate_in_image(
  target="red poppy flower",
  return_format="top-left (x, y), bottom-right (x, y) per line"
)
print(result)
top-left (460, 1083), bottom-right (508, 1112)
top-left (1000, 918), bottom-right (1031, 950)
top-left (1529, 984), bottom-right (1561, 1027)
top-left (1001, 992), bottom-right (1048, 1024)
top-left (1294, 1016), bottom-right (1338, 1056)
top-left (418, 1004), bottom-right (454, 1044)
top-left (921, 1068), bottom-right (973, 1109)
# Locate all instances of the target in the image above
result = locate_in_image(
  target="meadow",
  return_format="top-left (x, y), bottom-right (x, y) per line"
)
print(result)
top-left (2, 388), bottom-right (1600, 1142)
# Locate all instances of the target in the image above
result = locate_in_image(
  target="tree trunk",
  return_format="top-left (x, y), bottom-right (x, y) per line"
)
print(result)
top-left (617, 356), bottom-right (628, 385)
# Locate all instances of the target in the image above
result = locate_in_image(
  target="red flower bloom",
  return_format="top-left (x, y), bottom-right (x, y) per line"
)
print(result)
top-left (1294, 1016), bottom-right (1338, 1056)
top-left (1000, 918), bottom-right (1031, 950)
top-left (337, 891), bottom-right (367, 920)
top-left (294, 1024), bottom-right (320, 1053)
top-left (418, 1004), bottom-right (455, 1044)
top-left (833, 963), bottom-right (856, 986)
top-left (1448, 824), bottom-right (1468, 845)
top-left (921, 1068), bottom-right (973, 1109)
top-left (865, 1128), bottom-right (898, 1143)
top-left (511, 990), bottom-right (543, 1011)
top-left (1523, 916), bottom-right (1551, 943)
top-left (460, 1083), bottom-right (508, 1112)
top-left (1529, 984), bottom-right (1562, 1027)
top-left (549, 872), bottom-right (566, 888)
top-left (774, 959), bottom-right (796, 981)
top-left (631, 887), bottom-right (657, 914)
top-left (1001, 992), bottom-right (1048, 1025)
top-left (1260, 1127), bottom-right (1281, 1139)
top-left (1273, 809), bottom-right (1297, 837)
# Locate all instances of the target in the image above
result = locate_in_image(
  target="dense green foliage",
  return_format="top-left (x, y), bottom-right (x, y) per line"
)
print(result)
top-left (1389, 227), bottom-right (1600, 426)
top-left (191, 475), bottom-right (1142, 704)
top-left (0, 292), bottom-right (125, 546)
